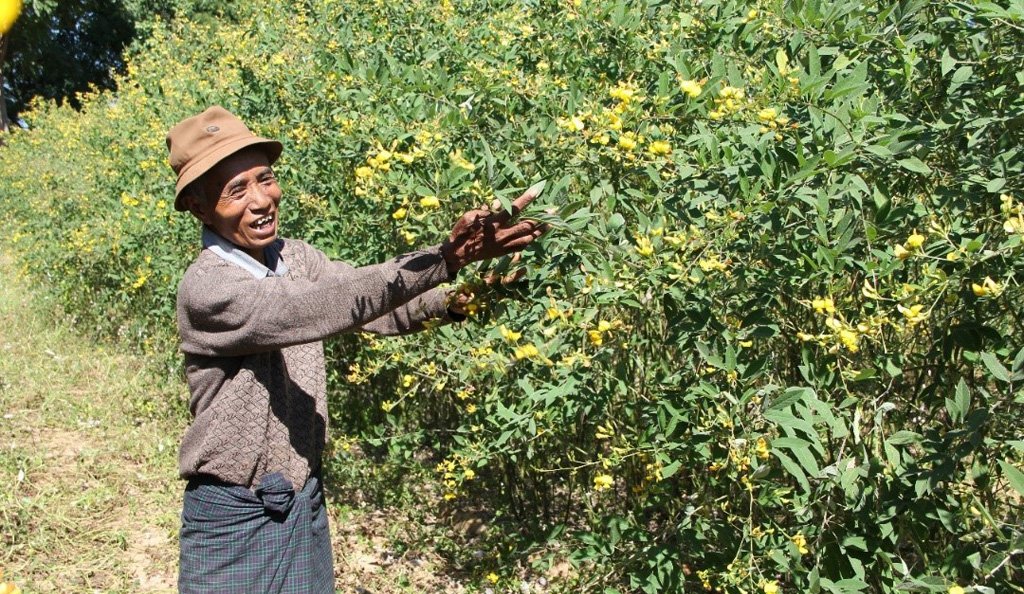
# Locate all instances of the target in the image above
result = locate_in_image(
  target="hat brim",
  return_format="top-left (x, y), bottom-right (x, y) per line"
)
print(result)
top-left (173, 136), bottom-right (284, 211)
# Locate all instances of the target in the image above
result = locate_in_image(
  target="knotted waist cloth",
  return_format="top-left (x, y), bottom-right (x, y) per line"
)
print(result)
top-left (178, 472), bottom-right (333, 593)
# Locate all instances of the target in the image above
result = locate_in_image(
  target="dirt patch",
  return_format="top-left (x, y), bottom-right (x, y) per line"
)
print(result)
top-left (331, 506), bottom-right (467, 594)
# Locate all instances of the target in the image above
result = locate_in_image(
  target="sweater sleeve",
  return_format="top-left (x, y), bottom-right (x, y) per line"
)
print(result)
top-left (357, 286), bottom-right (454, 336)
top-left (177, 240), bottom-right (454, 356)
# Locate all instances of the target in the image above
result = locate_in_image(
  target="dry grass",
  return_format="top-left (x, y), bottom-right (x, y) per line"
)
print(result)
top-left (0, 256), bottom-right (183, 592)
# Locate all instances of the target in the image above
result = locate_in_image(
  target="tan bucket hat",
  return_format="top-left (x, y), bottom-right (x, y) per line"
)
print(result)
top-left (166, 106), bottom-right (283, 211)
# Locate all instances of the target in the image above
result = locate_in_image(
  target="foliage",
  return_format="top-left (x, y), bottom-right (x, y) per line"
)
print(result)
top-left (0, 0), bottom-right (236, 124)
top-left (1, 0), bottom-right (1023, 592)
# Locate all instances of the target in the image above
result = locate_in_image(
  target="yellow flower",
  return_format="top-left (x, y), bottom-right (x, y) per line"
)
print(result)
top-left (635, 235), bottom-right (655, 256)
top-left (972, 276), bottom-right (1002, 297)
top-left (132, 271), bottom-right (150, 290)
top-left (947, 586), bottom-right (965, 594)
top-left (450, 150), bottom-right (476, 171)
top-left (513, 344), bottom-right (540, 360)
top-left (499, 324), bottom-right (522, 343)
top-left (838, 329), bottom-right (859, 352)
top-left (791, 532), bottom-right (809, 555)
top-left (486, 572), bottom-right (500, 584)
top-left (617, 134), bottom-right (637, 151)
top-left (747, 9), bottom-right (759, 20)
top-left (897, 303), bottom-right (928, 324)
top-left (587, 330), bottom-right (604, 346)
top-left (571, 116), bottom-right (586, 131)
top-left (392, 207), bottom-right (407, 220)
top-left (443, 492), bottom-right (457, 501)
top-left (811, 297), bottom-right (835, 314)
top-left (419, 195), bottom-right (440, 209)
top-left (597, 320), bottom-right (613, 332)
top-left (593, 473), bottom-right (614, 490)
top-left (402, 230), bottom-right (417, 244)
top-left (609, 82), bottom-right (636, 103)
top-left (758, 108), bottom-right (778, 122)
top-left (905, 230), bottom-right (926, 250)
top-left (355, 166), bottom-right (373, 179)
top-left (1005, 215), bottom-right (1024, 234)
top-left (463, 468), bottom-right (476, 480)
top-left (0, 0), bottom-right (22, 35)
top-left (679, 79), bottom-right (703, 98)
top-left (894, 244), bottom-right (911, 259)
top-left (763, 580), bottom-right (780, 594)
top-left (648, 140), bottom-right (672, 156)
top-left (381, 400), bottom-right (394, 412)
top-left (466, 403), bottom-right (478, 414)
top-left (402, 374), bottom-right (415, 388)
top-left (719, 86), bottom-right (745, 100)
top-left (756, 437), bottom-right (770, 459)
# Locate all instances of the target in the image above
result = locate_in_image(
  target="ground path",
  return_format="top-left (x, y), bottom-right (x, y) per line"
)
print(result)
top-left (0, 255), bottom-right (464, 593)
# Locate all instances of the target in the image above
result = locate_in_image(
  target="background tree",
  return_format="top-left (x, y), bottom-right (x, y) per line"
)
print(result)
top-left (0, 0), bottom-right (235, 132)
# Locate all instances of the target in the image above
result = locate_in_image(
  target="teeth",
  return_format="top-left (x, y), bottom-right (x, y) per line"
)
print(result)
top-left (255, 215), bottom-right (273, 227)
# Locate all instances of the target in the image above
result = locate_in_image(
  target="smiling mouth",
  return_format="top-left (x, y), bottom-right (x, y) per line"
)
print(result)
top-left (252, 213), bottom-right (275, 230)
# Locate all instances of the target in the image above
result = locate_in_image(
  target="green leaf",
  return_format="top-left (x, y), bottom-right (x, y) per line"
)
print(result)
top-left (986, 177), bottom-right (1006, 193)
top-left (820, 577), bottom-right (869, 593)
top-left (940, 48), bottom-right (956, 76)
top-left (980, 352), bottom-right (1012, 382)
top-left (946, 379), bottom-right (971, 423)
top-left (825, 60), bottom-right (869, 101)
top-left (772, 449), bottom-right (810, 493)
top-left (773, 437), bottom-right (821, 476)
top-left (897, 157), bottom-right (932, 175)
top-left (949, 65), bottom-right (973, 94)
top-left (997, 460), bottom-right (1024, 497)
top-left (660, 460), bottom-right (682, 479)
top-left (886, 430), bottom-right (922, 445)
top-left (766, 386), bottom-right (813, 411)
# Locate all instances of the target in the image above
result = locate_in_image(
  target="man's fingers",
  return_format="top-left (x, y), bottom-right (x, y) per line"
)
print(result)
top-left (501, 268), bottom-right (526, 285)
top-left (496, 219), bottom-right (547, 239)
top-left (498, 226), bottom-right (546, 252)
top-left (492, 181), bottom-right (546, 223)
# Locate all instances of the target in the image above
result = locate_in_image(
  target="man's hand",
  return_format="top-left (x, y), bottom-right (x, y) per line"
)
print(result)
top-left (440, 183), bottom-right (548, 275)
top-left (446, 254), bottom-right (526, 316)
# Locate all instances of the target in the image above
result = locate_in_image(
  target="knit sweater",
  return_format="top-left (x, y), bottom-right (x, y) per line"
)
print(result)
top-left (176, 237), bottom-right (454, 490)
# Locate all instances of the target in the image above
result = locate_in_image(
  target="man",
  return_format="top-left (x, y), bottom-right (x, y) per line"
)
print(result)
top-left (166, 106), bottom-right (546, 592)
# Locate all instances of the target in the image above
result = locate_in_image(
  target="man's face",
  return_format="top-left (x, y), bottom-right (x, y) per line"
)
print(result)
top-left (187, 147), bottom-right (282, 262)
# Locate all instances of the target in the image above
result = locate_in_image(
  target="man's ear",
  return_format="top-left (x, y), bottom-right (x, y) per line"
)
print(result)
top-left (182, 191), bottom-right (213, 225)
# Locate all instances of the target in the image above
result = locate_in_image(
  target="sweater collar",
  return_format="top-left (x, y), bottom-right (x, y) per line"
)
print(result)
top-left (201, 226), bottom-right (289, 279)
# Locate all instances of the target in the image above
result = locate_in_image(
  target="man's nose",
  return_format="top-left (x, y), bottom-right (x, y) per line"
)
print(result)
top-left (249, 182), bottom-right (274, 210)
